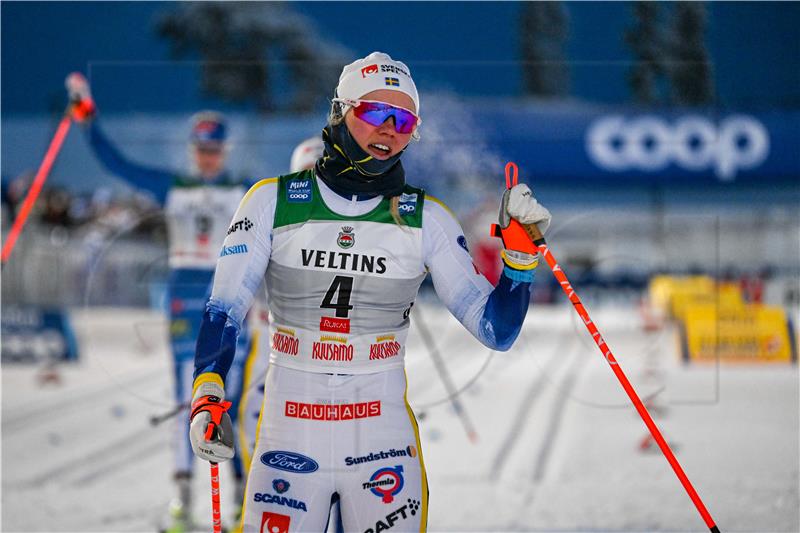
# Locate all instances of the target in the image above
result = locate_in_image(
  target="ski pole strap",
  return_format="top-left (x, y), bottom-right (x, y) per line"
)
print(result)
top-left (504, 161), bottom-right (518, 189)
top-left (190, 395), bottom-right (232, 441)
top-left (491, 161), bottom-right (546, 252)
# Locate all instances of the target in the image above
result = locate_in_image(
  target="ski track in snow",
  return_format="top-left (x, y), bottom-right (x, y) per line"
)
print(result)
top-left (3, 305), bottom-right (799, 532)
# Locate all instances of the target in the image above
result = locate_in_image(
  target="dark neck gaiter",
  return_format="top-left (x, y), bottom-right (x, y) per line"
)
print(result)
top-left (315, 123), bottom-right (406, 198)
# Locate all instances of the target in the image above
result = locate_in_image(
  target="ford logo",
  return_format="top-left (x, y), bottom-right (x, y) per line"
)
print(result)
top-left (261, 451), bottom-right (319, 474)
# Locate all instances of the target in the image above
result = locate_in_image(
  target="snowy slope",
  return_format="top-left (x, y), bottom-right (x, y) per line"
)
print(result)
top-left (2, 304), bottom-right (798, 532)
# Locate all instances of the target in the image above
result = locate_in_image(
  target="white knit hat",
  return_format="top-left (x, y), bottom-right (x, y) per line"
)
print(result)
top-left (290, 136), bottom-right (324, 172)
top-left (335, 51), bottom-right (419, 114)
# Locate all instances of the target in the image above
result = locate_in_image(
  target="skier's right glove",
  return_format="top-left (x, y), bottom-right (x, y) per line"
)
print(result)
top-left (497, 183), bottom-right (551, 273)
top-left (64, 72), bottom-right (96, 123)
top-left (189, 376), bottom-right (235, 463)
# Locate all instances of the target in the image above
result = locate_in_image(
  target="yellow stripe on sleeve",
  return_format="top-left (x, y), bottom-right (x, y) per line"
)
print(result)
top-left (191, 372), bottom-right (224, 398)
top-left (425, 194), bottom-right (456, 218)
top-left (241, 177), bottom-right (278, 206)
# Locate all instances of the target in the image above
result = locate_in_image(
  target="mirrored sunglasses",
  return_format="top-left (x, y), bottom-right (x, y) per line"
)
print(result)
top-left (336, 98), bottom-right (420, 134)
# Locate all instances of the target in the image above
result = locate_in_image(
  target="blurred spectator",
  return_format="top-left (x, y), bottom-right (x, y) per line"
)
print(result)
top-left (40, 186), bottom-right (73, 227)
top-left (1, 174), bottom-right (165, 241)
top-left (1, 171), bottom-right (33, 224)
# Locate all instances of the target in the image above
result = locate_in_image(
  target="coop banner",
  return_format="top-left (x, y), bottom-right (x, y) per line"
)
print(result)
top-left (475, 108), bottom-right (800, 186)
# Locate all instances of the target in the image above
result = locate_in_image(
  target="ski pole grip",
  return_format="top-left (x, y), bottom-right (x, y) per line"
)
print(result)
top-left (522, 222), bottom-right (546, 246)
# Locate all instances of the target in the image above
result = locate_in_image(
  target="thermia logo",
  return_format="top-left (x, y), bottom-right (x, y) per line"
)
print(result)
top-left (364, 465), bottom-right (404, 504)
top-left (287, 179), bottom-right (312, 203)
top-left (219, 244), bottom-right (248, 257)
top-left (285, 400), bottom-right (381, 421)
top-left (260, 451), bottom-right (319, 474)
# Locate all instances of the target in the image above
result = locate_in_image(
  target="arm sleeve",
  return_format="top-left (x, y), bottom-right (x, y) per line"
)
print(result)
top-left (87, 121), bottom-right (173, 205)
top-left (423, 198), bottom-right (533, 351)
top-left (194, 179), bottom-right (277, 385)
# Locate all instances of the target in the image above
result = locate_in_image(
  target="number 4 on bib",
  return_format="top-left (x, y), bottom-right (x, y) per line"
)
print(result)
top-left (321, 275), bottom-right (354, 318)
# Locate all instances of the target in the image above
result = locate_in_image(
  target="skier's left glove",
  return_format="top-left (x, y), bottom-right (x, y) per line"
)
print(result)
top-left (189, 378), bottom-right (234, 463)
top-left (499, 183), bottom-right (551, 271)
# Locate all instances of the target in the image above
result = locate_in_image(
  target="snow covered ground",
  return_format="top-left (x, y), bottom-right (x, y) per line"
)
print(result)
top-left (3, 302), bottom-right (798, 532)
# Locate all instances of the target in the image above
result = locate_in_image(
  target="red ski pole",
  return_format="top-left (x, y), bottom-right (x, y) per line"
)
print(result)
top-left (209, 462), bottom-right (223, 533)
top-left (492, 162), bottom-right (720, 533)
top-left (202, 399), bottom-right (231, 533)
top-left (1, 113), bottom-right (73, 264)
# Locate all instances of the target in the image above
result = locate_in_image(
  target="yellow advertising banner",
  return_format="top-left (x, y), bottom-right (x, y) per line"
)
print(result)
top-left (680, 303), bottom-right (797, 363)
top-left (648, 275), bottom-right (744, 320)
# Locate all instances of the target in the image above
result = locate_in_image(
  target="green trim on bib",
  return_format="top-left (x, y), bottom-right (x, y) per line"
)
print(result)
top-left (274, 171), bottom-right (424, 229)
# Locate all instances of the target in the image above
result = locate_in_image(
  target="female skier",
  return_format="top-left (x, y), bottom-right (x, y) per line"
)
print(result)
top-left (189, 52), bottom-right (551, 532)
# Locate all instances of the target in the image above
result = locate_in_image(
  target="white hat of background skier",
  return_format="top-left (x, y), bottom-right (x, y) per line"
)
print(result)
top-left (290, 136), bottom-right (325, 173)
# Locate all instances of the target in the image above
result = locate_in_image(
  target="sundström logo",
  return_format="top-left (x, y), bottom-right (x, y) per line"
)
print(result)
top-left (261, 451), bottom-right (319, 473)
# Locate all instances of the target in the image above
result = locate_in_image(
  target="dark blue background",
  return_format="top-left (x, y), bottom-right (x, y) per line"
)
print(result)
top-left (3, 1), bottom-right (799, 114)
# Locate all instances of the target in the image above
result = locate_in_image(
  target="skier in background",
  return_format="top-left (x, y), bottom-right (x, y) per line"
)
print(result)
top-left (66, 73), bottom-right (251, 532)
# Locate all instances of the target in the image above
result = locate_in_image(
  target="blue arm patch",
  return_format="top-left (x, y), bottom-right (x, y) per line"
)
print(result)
top-left (479, 269), bottom-right (533, 351)
top-left (194, 302), bottom-right (240, 382)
